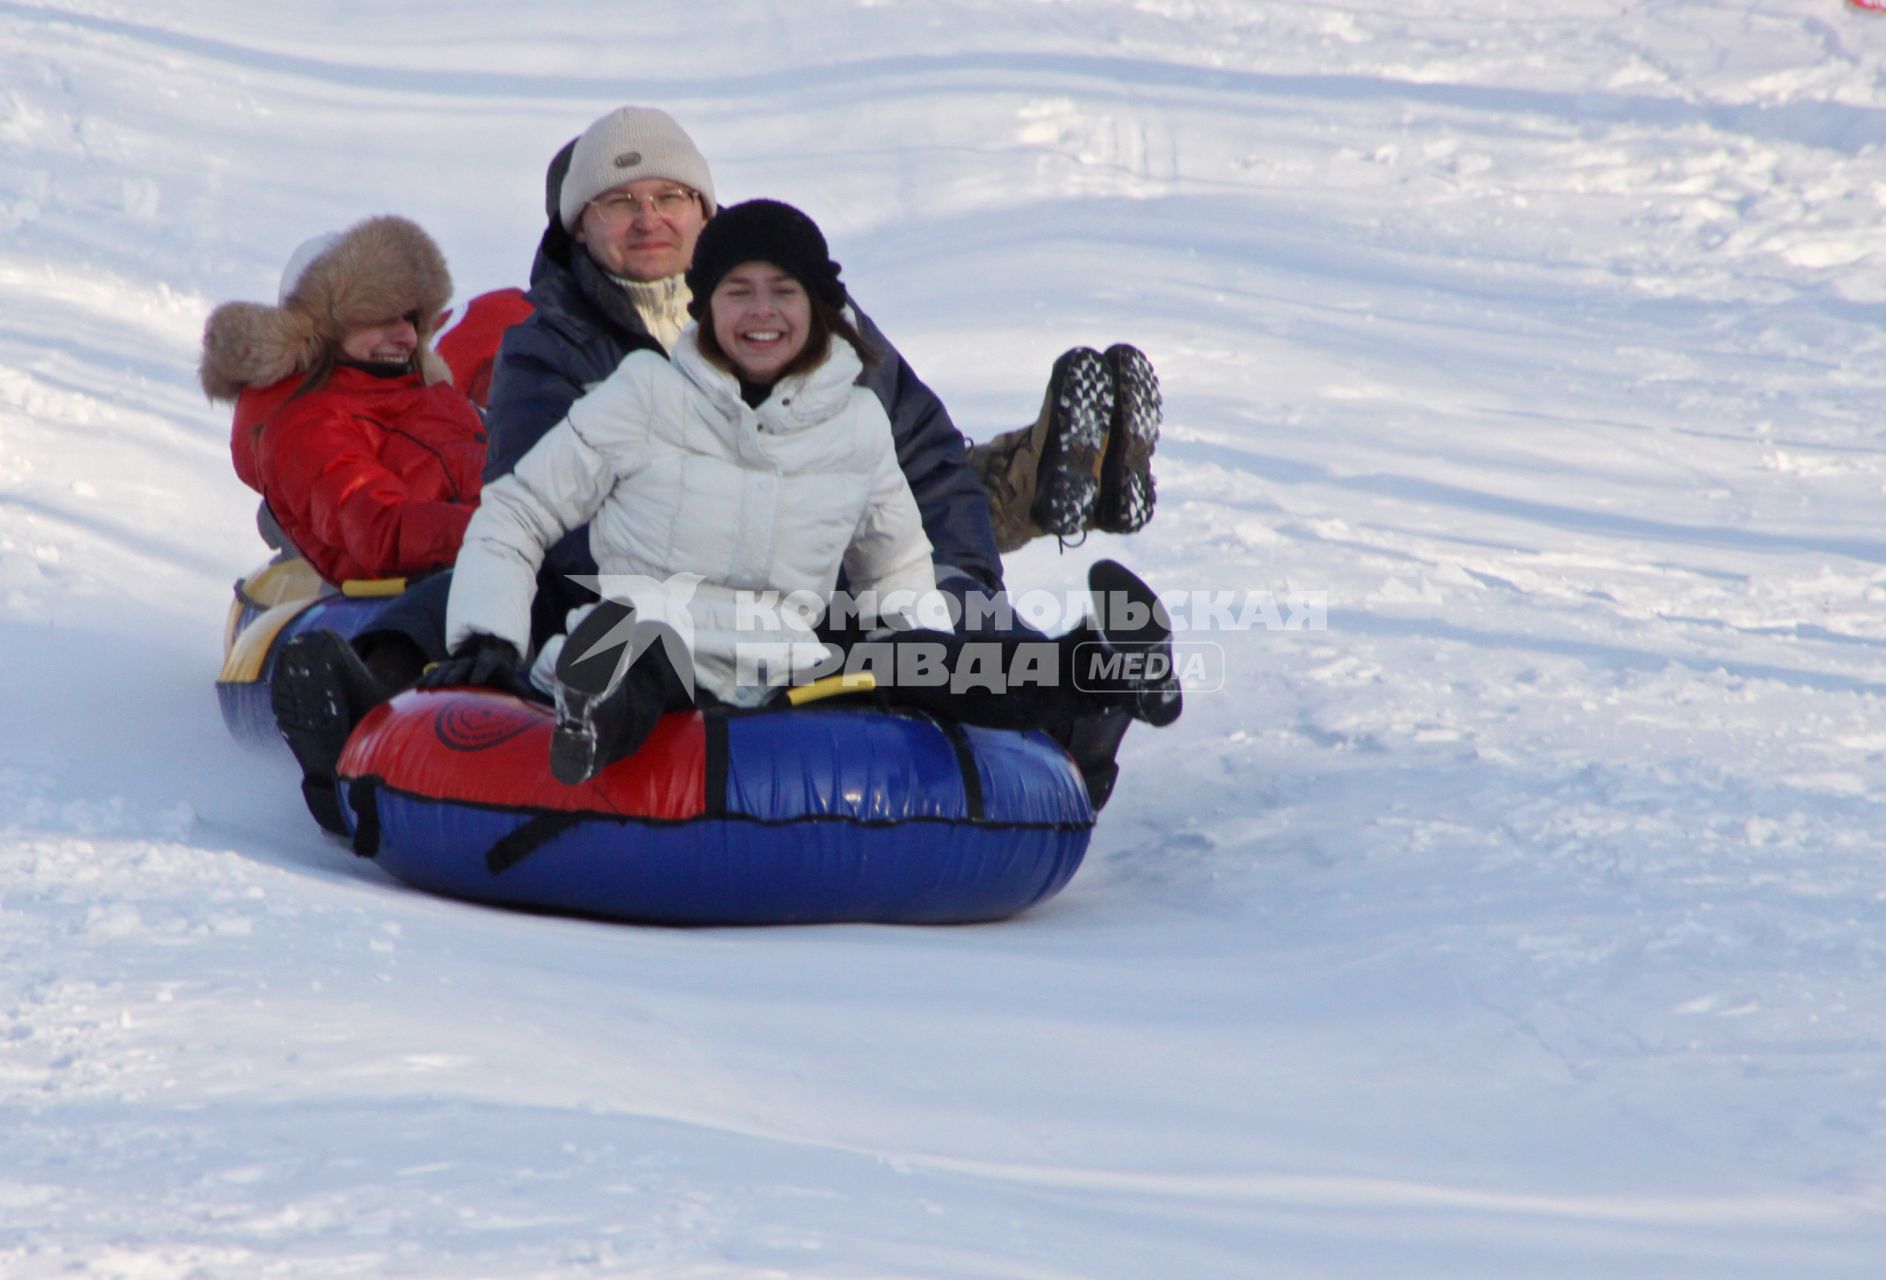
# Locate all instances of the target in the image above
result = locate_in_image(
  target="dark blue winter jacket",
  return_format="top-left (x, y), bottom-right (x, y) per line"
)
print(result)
top-left (483, 221), bottom-right (1006, 606)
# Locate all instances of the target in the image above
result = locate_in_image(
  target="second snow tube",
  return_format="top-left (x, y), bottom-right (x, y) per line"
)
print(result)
top-left (216, 557), bottom-right (411, 744)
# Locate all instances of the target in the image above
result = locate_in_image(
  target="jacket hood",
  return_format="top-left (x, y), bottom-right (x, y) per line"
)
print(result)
top-left (527, 139), bottom-right (580, 289)
top-left (199, 214), bottom-right (453, 401)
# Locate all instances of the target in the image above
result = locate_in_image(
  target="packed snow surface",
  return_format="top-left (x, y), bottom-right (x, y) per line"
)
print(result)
top-left (6, 1), bottom-right (1886, 1275)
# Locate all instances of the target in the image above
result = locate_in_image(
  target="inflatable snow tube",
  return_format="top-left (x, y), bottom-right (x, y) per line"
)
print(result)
top-left (333, 688), bottom-right (1096, 926)
top-left (216, 558), bottom-right (410, 744)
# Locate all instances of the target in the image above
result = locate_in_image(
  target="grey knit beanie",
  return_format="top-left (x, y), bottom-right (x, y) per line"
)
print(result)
top-left (558, 107), bottom-right (717, 232)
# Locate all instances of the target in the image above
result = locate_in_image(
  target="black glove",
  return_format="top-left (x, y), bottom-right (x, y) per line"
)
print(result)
top-left (417, 633), bottom-right (529, 694)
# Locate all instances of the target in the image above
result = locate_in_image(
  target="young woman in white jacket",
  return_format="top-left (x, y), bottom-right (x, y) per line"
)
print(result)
top-left (427, 200), bottom-right (1179, 784)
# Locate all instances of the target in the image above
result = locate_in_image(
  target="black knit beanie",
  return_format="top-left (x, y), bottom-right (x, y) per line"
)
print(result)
top-left (685, 199), bottom-right (846, 319)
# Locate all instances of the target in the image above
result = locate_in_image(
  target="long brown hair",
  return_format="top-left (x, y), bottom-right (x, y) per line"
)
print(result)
top-left (285, 341), bottom-right (343, 402)
top-left (696, 287), bottom-right (879, 385)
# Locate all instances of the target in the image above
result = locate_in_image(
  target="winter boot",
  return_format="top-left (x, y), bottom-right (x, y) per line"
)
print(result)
top-left (1095, 344), bottom-right (1162, 535)
top-left (270, 630), bottom-right (387, 835)
top-left (1045, 706), bottom-right (1135, 811)
top-left (550, 602), bottom-right (694, 785)
top-left (550, 597), bottom-right (639, 786)
top-left (969, 428), bottom-right (1041, 555)
top-left (1031, 346), bottom-right (1114, 542)
top-left (1081, 558), bottom-right (1182, 728)
top-left (969, 347), bottom-right (1114, 552)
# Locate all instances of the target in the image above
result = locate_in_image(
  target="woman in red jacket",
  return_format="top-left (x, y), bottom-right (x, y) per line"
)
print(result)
top-left (200, 215), bottom-right (486, 585)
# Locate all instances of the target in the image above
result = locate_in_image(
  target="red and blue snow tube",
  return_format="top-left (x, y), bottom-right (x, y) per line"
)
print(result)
top-left (333, 689), bottom-right (1095, 925)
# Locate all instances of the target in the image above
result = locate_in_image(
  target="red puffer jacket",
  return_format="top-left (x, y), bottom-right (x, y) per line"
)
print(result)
top-left (230, 365), bottom-right (486, 584)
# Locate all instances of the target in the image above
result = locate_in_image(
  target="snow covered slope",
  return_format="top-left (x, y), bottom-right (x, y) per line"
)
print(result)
top-left (6, 1), bottom-right (1886, 1274)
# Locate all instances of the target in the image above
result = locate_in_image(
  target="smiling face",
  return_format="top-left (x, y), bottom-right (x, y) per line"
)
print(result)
top-left (575, 177), bottom-right (708, 282)
top-left (340, 313), bottom-right (419, 365)
top-left (708, 262), bottom-right (812, 385)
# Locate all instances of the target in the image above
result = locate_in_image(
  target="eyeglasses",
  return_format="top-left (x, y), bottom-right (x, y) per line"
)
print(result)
top-left (587, 188), bottom-right (700, 223)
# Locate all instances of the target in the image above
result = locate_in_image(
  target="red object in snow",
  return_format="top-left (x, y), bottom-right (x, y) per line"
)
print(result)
top-left (434, 288), bottom-right (536, 409)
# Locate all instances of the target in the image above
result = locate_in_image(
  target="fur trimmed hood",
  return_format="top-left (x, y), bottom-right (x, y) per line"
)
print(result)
top-left (199, 215), bottom-right (454, 401)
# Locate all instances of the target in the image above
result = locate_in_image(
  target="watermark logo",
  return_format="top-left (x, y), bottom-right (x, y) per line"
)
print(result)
top-left (568, 573), bottom-right (704, 700)
top-left (1068, 640), bottom-right (1225, 696)
top-left (563, 574), bottom-right (1315, 698)
top-left (731, 586), bottom-right (1325, 637)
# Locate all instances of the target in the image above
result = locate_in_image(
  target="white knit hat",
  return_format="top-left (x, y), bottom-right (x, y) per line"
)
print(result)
top-left (558, 106), bottom-right (717, 232)
top-left (278, 231), bottom-right (342, 304)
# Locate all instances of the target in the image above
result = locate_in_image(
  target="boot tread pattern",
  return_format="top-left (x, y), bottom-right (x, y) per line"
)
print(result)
top-left (1031, 347), bottom-right (1113, 539)
top-left (1097, 344), bottom-right (1162, 535)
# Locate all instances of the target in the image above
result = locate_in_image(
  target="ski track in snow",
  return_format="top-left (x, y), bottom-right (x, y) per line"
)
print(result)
top-left (6, 0), bottom-right (1886, 1274)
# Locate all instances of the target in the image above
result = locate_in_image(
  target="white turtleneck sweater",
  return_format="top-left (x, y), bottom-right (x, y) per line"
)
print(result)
top-left (616, 274), bottom-right (693, 352)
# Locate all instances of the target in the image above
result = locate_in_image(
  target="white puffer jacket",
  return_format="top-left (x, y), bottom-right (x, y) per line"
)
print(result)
top-left (446, 327), bottom-right (941, 702)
